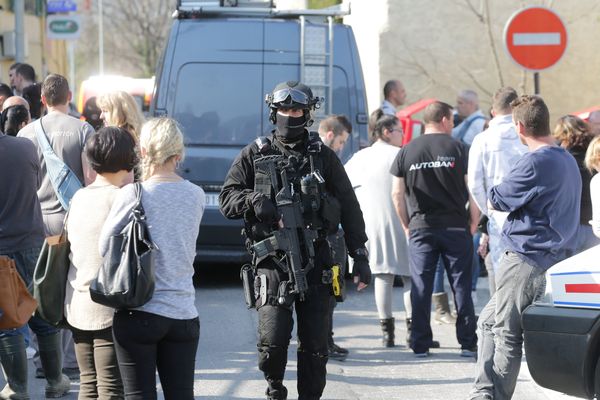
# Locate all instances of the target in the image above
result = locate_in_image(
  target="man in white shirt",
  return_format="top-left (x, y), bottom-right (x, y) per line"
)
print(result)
top-left (467, 87), bottom-right (528, 292)
top-left (381, 80), bottom-right (406, 116)
top-left (452, 89), bottom-right (486, 146)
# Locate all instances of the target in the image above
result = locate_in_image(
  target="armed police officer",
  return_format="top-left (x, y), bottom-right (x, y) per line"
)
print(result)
top-left (219, 81), bottom-right (371, 400)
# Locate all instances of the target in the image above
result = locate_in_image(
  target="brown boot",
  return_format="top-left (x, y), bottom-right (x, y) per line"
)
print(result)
top-left (433, 292), bottom-right (456, 325)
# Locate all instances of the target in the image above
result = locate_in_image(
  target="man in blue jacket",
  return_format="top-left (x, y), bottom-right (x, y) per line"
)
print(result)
top-left (468, 95), bottom-right (581, 400)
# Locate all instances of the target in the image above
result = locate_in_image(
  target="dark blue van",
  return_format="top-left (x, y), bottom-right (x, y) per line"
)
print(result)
top-left (152, 0), bottom-right (369, 265)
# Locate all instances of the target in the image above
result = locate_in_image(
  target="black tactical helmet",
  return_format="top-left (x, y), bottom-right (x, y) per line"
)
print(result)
top-left (265, 81), bottom-right (322, 124)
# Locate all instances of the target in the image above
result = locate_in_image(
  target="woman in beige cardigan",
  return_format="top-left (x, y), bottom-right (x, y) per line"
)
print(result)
top-left (65, 126), bottom-right (137, 399)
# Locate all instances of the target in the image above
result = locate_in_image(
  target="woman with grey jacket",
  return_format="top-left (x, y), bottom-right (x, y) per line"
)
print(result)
top-left (99, 118), bottom-right (205, 400)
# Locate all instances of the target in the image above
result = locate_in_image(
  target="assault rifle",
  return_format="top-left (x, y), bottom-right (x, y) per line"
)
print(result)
top-left (252, 155), bottom-right (318, 301)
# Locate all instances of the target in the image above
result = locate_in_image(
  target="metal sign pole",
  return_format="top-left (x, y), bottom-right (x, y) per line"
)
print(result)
top-left (98, 0), bottom-right (104, 75)
top-left (533, 72), bottom-right (540, 95)
top-left (14, 0), bottom-right (25, 62)
top-left (69, 41), bottom-right (75, 95)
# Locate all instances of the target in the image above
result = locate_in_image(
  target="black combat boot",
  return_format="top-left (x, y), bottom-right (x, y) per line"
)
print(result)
top-left (380, 318), bottom-right (395, 347)
top-left (266, 380), bottom-right (287, 400)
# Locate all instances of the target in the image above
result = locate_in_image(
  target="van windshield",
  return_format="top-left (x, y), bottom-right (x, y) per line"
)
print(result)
top-left (173, 63), bottom-right (263, 146)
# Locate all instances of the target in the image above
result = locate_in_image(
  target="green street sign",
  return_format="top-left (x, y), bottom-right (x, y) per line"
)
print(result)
top-left (46, 15), bottom-right (81, 40)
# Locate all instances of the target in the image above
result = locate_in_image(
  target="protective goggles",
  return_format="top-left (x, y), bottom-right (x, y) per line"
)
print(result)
top-left (267, 88), bottom-right (312, 107)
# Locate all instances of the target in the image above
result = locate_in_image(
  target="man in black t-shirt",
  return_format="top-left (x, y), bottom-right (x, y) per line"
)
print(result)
top-left (390, 101), bottom-right (478, 357)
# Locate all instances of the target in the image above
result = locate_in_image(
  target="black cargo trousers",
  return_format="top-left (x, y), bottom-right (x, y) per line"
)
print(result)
top-left (256, 239), bottom-right (332, 400)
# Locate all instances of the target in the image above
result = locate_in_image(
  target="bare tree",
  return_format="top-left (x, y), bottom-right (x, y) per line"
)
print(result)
top-left (76, 0), bottom-right (175, 79)
top-left (456, 0), bottom-right (504, 91)
top-left (102, 0), bottom-right (174, 77)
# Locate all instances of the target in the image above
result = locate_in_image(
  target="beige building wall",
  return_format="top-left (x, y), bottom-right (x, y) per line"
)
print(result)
top-left (346, 0), bottom-right (600, 120)
top-left (0, 0), bottom-right (67, 84)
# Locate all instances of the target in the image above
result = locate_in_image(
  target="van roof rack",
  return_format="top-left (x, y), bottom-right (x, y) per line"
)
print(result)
top-left (174, 0), bottom-right (350, 19)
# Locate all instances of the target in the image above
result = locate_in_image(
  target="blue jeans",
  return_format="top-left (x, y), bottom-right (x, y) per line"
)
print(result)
top-left (408, 228), bottom-right (477, 353)
top-left (469, 251), bottom-right (546, 400)
top-left (433, 231), bottom-right (481, 293)
top-left (0, 247), bottom-right (59, 339)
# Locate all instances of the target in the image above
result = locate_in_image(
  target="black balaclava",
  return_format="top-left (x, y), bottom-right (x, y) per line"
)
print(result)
top-left (275, 112), bottom-right (307, 143)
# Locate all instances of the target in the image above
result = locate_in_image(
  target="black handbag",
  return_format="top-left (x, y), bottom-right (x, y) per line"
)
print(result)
top-left (32, 215), bottom-right (70, 327)
top-left (90, 183), bottom-right (157, 309)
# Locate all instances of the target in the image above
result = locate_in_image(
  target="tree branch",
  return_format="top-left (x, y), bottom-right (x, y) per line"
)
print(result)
top-left (483, 0), bottom-right (504, 87)
top-left (459, 65), bottom-right (492, 98)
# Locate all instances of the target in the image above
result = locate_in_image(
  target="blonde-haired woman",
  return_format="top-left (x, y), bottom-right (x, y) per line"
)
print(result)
top-left (586, 136), bottom-right (600, 239)
top-left (97, 91), bottom-right (144, 141)
top-left (99, 118), bottom-right (205, 399)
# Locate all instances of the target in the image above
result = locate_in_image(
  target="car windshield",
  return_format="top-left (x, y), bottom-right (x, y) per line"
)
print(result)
top-left (173, 63), bottom-right (263, 146)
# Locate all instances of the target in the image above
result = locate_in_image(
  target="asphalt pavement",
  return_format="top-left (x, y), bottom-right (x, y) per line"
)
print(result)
top-left (1, 269), bottom-right (581, 399)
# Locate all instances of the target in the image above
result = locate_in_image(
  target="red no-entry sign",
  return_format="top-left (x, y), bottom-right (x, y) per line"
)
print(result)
top-left (504, 7), bottom-right (567, 71)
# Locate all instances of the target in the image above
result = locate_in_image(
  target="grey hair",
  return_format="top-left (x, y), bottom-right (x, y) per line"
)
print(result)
top-left (458, 89), bottom-right (479, 105)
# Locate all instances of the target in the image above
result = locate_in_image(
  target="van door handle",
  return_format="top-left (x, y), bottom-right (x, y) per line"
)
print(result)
top-left (356, 113), bottom-right (368, 124)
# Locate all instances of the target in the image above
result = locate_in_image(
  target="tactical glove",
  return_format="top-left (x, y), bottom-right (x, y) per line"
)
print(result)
top-left (351, 250), bottom-right (372, 286)
top-left (249, 192), bottom-right (279, 223)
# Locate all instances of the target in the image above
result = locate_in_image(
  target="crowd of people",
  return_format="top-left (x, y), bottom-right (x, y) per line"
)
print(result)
top-left (341, 80), bottom-right (595, 399)
top-left (0, 66), bottom-right (204, 399)
top-left (0, 63), bottom-right (598, 400)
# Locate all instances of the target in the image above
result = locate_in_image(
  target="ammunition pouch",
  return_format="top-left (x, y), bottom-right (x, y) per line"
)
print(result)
top-left (252, 231), bottom-right (284, 264)
top-left (254, 170), bottom-right (273, 199)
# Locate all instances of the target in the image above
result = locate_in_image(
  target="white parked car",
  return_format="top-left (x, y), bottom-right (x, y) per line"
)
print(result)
top-left (523, 245), bottom-right (600, 399)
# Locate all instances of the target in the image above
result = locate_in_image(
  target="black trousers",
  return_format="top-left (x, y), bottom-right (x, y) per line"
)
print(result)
top-left (256, 241), bottom-right (332, 400)
top-left (112, 310), bottom-right (200, 400)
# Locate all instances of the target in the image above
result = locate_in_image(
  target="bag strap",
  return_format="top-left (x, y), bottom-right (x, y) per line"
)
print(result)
top-left (33, 118), bottom-right (83, 210)
top-left (59, 209), bottom-right (70, 241)
top-left (33, 118), bottom-right (54, 155)
top-left (130, 182), bottom-right (157, 250)
top-left (132, 182), bottom-right (146, 218)
top-left (455, 115), bottom-right (485, 143)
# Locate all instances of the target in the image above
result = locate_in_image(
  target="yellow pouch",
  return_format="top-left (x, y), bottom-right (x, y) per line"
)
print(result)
top-left (331, 264), bottom-right (345, 302)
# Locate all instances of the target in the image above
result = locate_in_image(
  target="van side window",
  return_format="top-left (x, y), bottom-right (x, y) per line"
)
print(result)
top-left (173, 63), bottom-right (262, 145)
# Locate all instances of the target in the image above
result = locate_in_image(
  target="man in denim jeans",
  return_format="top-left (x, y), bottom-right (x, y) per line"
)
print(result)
top-left (468, 95), bottom-right (581, 400)
top-left (0, 132), bottom-right (71, 398)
